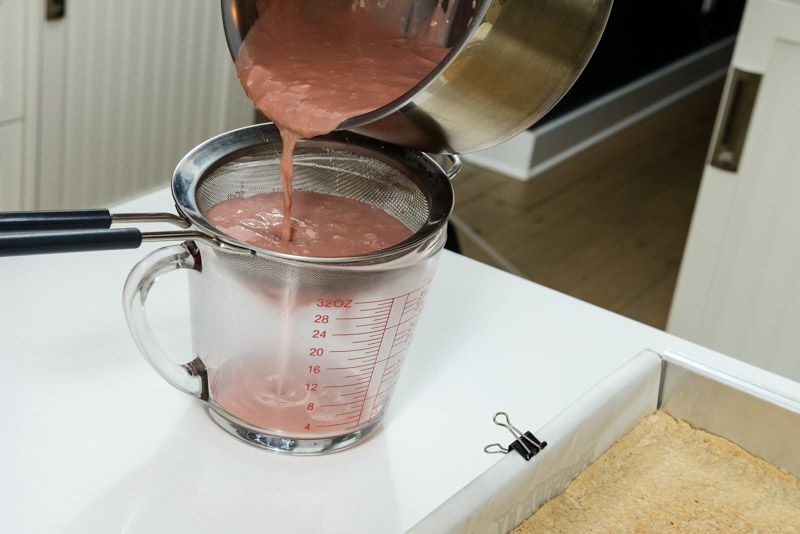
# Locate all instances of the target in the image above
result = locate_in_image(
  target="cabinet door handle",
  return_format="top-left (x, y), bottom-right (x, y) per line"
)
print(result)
top-left (710, 68), bottom-right (761, 173)
top-left (46, 0), bottom-right (66, 20)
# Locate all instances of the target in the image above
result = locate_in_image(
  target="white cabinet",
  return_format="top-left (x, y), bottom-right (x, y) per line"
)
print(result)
top-left (0, 121), bottom-right (23, 209)
top-left (0, 0), bottom-right (24, 123)
top-left (1, 0), bottom-right (253, 210)
top-left (669, 0), bottom-right (800, 381)
top-left (37, 0), bottom-right (253, 209)
top-left (0, 0), bottom-right (25, 209)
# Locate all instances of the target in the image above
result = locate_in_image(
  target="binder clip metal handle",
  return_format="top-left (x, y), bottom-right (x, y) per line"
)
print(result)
top-left (484, 412), bottom-right (548, 461)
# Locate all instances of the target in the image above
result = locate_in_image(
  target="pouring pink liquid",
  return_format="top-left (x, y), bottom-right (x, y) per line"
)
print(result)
top-left (210, 1), bottom-right (452, 433)
top-left (235, 0), bottom-right (451, 241)
top-left (206, 191), bottom-right (412, 257)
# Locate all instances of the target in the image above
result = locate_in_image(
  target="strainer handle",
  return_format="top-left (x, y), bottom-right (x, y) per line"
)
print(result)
top-left (439, 154), bottom-right (462, 180)
top-left (0, 229), bottom-right (143, 256)
top-left (0, 209), bottom-right (112, 231)
top-left (123, 241), bottom-right (208, 400)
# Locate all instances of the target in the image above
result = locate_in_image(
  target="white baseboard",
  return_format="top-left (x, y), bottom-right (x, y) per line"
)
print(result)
top-left (463, 37), bottom-right (735, 181)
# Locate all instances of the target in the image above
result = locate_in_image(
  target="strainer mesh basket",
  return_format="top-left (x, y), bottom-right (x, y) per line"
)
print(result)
top-left (195, 145), bottom-right (430, 234)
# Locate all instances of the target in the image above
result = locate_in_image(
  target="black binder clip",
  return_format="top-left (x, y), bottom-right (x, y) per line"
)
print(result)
top-left (484, 412), bottom-right (547, 461)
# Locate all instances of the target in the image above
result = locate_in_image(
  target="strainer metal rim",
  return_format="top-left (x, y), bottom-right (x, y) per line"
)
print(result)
top-left (171, 123), bottom-right (454, 265)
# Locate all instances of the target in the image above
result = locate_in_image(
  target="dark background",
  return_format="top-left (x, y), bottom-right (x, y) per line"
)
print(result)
top-left (539, 0), bottom-right (747, 125)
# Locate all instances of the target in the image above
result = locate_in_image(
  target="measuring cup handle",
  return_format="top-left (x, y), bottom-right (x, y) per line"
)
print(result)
top-left (122, 241), bottom-right (208, 400)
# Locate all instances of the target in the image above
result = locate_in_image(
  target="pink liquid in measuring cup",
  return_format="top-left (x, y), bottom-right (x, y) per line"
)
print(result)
top-left (211, 359), bottom-right (340, 433)
top-left (206, 192), bottom-right (417, 433)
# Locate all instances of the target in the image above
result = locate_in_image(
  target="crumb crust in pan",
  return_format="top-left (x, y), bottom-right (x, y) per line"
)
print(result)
top-left (516, 411), bottom-right (800, 533)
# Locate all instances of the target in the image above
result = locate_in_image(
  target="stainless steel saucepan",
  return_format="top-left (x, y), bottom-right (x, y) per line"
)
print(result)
top-left (221, 0), bottom-right (613, 153)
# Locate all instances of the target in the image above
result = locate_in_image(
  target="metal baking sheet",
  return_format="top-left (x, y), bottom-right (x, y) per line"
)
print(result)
top-left (660, 350), bottom-right (800, 477)
top-left (413, 349), bottom-right (800, 533)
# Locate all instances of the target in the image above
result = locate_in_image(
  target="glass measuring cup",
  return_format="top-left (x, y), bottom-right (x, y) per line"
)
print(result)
top-left (122, 124), bottom-right (456, 454)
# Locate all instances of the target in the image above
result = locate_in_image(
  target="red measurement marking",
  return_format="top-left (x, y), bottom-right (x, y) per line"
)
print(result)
top-left (348, 351), bottom-right (379, 358)
top-left (354, 298), bottom-right (394, 305)
top-left (347, 353), bottom-right (378, 362)
top-left (362, 390), bottom-right (388, 402)
top-left (382, 362), bottom-right (400, 374)
top-left (379, 374), bottom-right (398, 386)
top-left (384, 315), bottom-right (417, 330)
top-left (317, 298), bottom-right (353, 308)
top-left (389, 343), bottom-right (408, 353)
top-left (341, 390), bottom-right (368, 397)
top-left (336, 315), bottom-right (389, 320)
top-left (357, 289), bottom-right (418, 306)
top-left (353, 295), bottom-right (399, 426)
top-left (382, 371), bottom-right (400, 382)
top-left (360, 306), bottom-right (392, 312)
top-left (352, 336), bottom-right (382, 343)
top-left (333, 332), bottom-right (377, 337)
top-left (335, 410), bottom-right (362, 417)
top-left (320, 400), bottom-right (364, 408)
top-left (315, 420), bottom-right (359, 428)
top-left (387, 357), bottom-right (404, 368)
top-left (382, 364), bottom-right (400, 375)
top-left (326, 363), bottom-right (374, 370)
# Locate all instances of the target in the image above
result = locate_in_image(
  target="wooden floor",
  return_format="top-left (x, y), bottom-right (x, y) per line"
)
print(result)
top-left (452, 81), bottom-right (724, 329)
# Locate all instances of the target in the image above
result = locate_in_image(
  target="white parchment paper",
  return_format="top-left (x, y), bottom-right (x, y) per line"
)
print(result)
top-left (411, 349), bottom-right (662, 534)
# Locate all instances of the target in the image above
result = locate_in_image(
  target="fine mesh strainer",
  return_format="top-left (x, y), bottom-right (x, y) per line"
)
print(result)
top-left (0, 123), bottom-right (457, 262)
top-left (197, 146), bottom-right (429, 231)
top-left (0, 123), bottom-right (459, 455)
top-left (173, 123), bottom-right (456, 266)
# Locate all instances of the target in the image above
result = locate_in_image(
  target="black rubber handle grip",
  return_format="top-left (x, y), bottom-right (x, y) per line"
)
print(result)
top-left (0, 209), bottom-right (112, 232)
top-left (0, 229), bottom-right (142, 256)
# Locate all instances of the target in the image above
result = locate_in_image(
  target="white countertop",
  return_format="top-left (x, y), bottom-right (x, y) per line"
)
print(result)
top-left (2, 189), bottom-right (799, 533)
